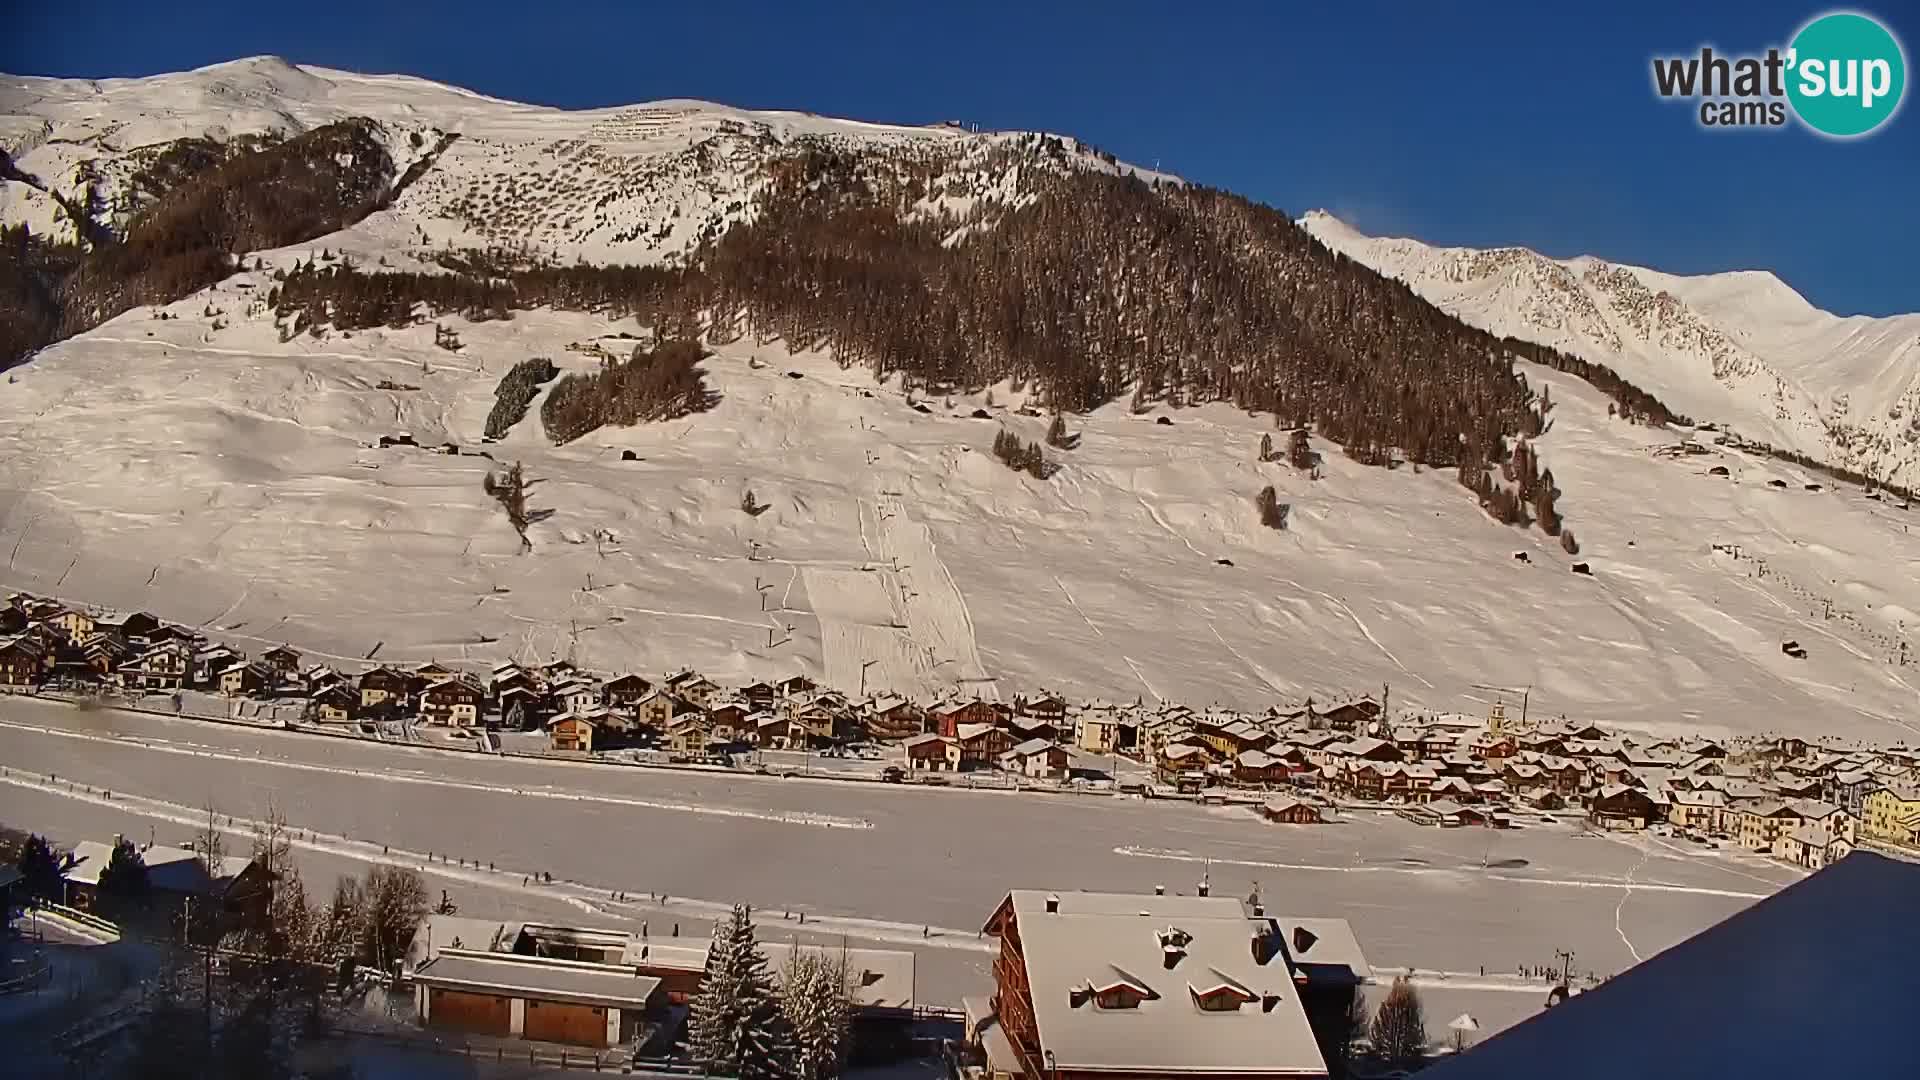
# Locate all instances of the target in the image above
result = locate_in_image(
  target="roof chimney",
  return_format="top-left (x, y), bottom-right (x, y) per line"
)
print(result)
top-left (1045, 893), bottom-right (1061, 914)
top-left (1154, 884), bottom-right (1166, 896)
top-left (1197, 880), bottom-right (1210, 897)
top-left (1251, 903), bottom-right (1264, 917)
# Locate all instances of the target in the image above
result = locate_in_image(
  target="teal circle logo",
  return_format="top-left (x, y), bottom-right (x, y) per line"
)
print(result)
top-left (1787, 12), bottom-right (1906, 137)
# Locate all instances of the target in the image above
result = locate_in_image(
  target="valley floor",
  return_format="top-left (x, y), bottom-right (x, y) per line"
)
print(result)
top-left (0, 695), bottom-right (1804, 1039)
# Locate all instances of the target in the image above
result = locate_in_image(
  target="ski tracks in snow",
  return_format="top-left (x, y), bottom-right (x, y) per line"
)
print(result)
top-left (1307, 587), bottom-right (1434, 690)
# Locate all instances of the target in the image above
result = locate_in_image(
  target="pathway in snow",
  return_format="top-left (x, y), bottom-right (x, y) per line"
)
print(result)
top-left (1613, 846), bottom-right (1650, 963)
top-left (873, 493), bottom-right (996, 699)
top-left (0, 718), bottom-right (872, 829)
top-left (1306, 587), bottom-right (1435, 690)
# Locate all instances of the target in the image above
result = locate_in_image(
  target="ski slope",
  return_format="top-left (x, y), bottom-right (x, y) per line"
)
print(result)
top-left (0, 59), bottom-right (1915, 743)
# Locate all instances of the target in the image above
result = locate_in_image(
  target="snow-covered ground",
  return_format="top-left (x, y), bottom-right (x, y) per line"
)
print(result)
top-left (1, 58), bottom-right (1916, 741)
top-left (0, 698), bottom-right (1807, 996)
top-left (1300, 211), bottom-right (1920, 491)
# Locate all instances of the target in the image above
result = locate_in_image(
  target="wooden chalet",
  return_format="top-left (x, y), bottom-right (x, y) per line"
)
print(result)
top-left (663, 670), bottom-right (722, 707)
top-left (121, 641), bottom-right (189, 692)
top-left (217, 660), bottom-right (274, 697)
top-left (421, 677), bottom-right (486, 727)
top-left (1261, 798), bottom-right (1324, 824)
top-left (261, 645), bottom-right (302, 676)
top-left (954, 723), bottom-right (1015, 769)
top-left (737, 680), bottom-right (779, 710)
top-left (1588, 784), bottom-right (1658, 831)
top-left (775, 673), bottom-right (819, 699)
top-left (1001, 739), bottom-right (1070, 780)
top-left (1014, 691), bottom-right (1068, 723)
top-left (862, 696), bottom-right (925, 741)
top-left (931, 698), bottom-right (1011, 738)
top-left (1316, 696), bottom-right (1382, 732)
top-left (903, 733), bottom-right (957, 771)
top-left (602, 674), bottom-right (654, 710)
top-left (311, 684), bottom-right (357, 724)
top-left (547, 712), bottom-right (600, 753)
top-left (358, 666), bottom-right (412, 707)
top-left (0, 635), bottom-right (48, 687)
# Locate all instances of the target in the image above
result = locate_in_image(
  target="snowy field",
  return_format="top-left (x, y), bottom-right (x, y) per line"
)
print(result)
top-left (0, 698), bottom-right (1805, 1009)
top-left (2, 288), bottom-right (1916, 741)
top-left (2, 58), bottom-right (1917, 741)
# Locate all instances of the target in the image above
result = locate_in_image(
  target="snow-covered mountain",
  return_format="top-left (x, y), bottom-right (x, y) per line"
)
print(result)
top-left (2, 59), bottom-right (1917, 744)
top-left (1300, 210), bottom-right (1920, 491)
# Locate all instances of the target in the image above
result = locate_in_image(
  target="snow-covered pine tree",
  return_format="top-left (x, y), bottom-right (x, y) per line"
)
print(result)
top-left (688, 905), bottom-right (796, 1080)
top-left (780, 948), bottom-right (855, 1080)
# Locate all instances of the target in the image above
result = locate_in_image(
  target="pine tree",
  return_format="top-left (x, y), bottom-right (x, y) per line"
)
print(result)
top-left (780, 949), bottom-right (855, 1080)
top-left (1368, 976), bottom-right (1427, 1069)
top-left (689, 905), bottom-right (796, 1080)
top-left (15, 833), bottom-right (63, 901)
top-left (1287, 429), bottom-right (1313, 472)
top-left (1561, 528), bottom-right (1579, 555)
top-left (1259, 432), bottom-right (1274, 462)
top-left (97, 837), bottom-right (150, 910)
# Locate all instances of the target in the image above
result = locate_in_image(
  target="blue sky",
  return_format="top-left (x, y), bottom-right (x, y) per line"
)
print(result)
top-left (5, 1), bottom-right (1916, 314)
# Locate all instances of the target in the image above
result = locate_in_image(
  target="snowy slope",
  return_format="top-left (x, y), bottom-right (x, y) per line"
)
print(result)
top-left (0, 60), bottom-right (1916, 744)
top-left (1300, 211), bottom-right (1920, 491)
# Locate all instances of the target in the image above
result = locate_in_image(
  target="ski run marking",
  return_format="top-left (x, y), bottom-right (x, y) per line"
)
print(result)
top-left (0, 718), bottom-right (872, 830)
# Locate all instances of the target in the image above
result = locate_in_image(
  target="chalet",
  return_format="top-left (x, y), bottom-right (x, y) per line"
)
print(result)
top-left (489, 662), bottom-right (534, 696)
top-left (261, 645), bottom-right (302, 676)
top-left (1428, 775), bottom-right (1477, 802)
top-left (497, 685), bottom-right (546, 729)
top-left (191, 644), bottom-right (240, 688)
top-left (1192, 717), bottom-right (1274, 758)
top-left (1588, 784), bottom-right (1657, 831)
top-left (738, 680), bottom-right (779, 710)
top-left (0, 635), bottom-right (48, 688)
top-left (414, 661), bottom-right (459, 686)
top-left (972, 891), bottom-right (1334, 1080)
top-left (1261, 798), bottom-right (1324, 824)
top-left (79, 635), bottom-right (129, 680)
top-left (217, 661), bottom-right (274, 698)
top-left (955, 723), bottom-right (1015, 771)
top-left (121, 641), bottom-right (190, 692)
top-left (1157, 742), bottom-right (1216, 781)
top-left (633, 689), bottom-right (697, 730)
top-left (930, 698), bottom-right (1009, 738)
top-left (1014, 691), bottom-right (1068, 724)
top-left (550, 678), bottom-right (602, 717)
top-left (547, 712), bottom-right (599, 753)
top-left (664, 713), bottom-right (711, 755)
top-left (602, 674), bottom-right (653, 710)
top-left (359, 666), bottom-right (412, 708)
top-left (664, 670), bottom-right (722, 707)
top-left (904, 733), bottom-right (958, 771)
top-left (1334, 736), bottom-right (1401, 763)
top-left (792, 701), bottom-right (848, 744)
top-left (1007, 714), bottom-right (1061, 744)
top-left (302, 663), bottom-right (344, 695)
top-left (0, 605), bottom-right (25, 636)
top-left (1771, 772), bottom-right (1825, 800)
top-left (705, 700), bottom-right (751, 732)
top-left (311, 684), bottom-right (357, 724)
top-left (752, 713), bottom-right (807, 750)
top-left (775, 673), bottom-right (819, 699)
top-left (1401, 800), bottom-right (1497, 827)
top-left (1001, 739), bottom-right (1070, 780)
top-left (862, 695), bottom-right (924, 741)
top-left (540, 660), bottom-right (580, 685)
top-left (93, 611), bottom-right (162, 641)
top-left (1317, 696), bottom-right (1382, 732)
top-left (1825, 769), bottom-right (1878, 816)
top-left (421, 677), bottom-right (487, 727)
top-left (1232, 749), bottom-right (1295, 787)
top-left (64, 839), bottom-right (267, 928)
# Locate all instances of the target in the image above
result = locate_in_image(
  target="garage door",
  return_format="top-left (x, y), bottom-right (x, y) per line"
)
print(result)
top-left (524, 999), bottom-right (607, 1046)
top-left (429, 989), bottom-right (512, 1036)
